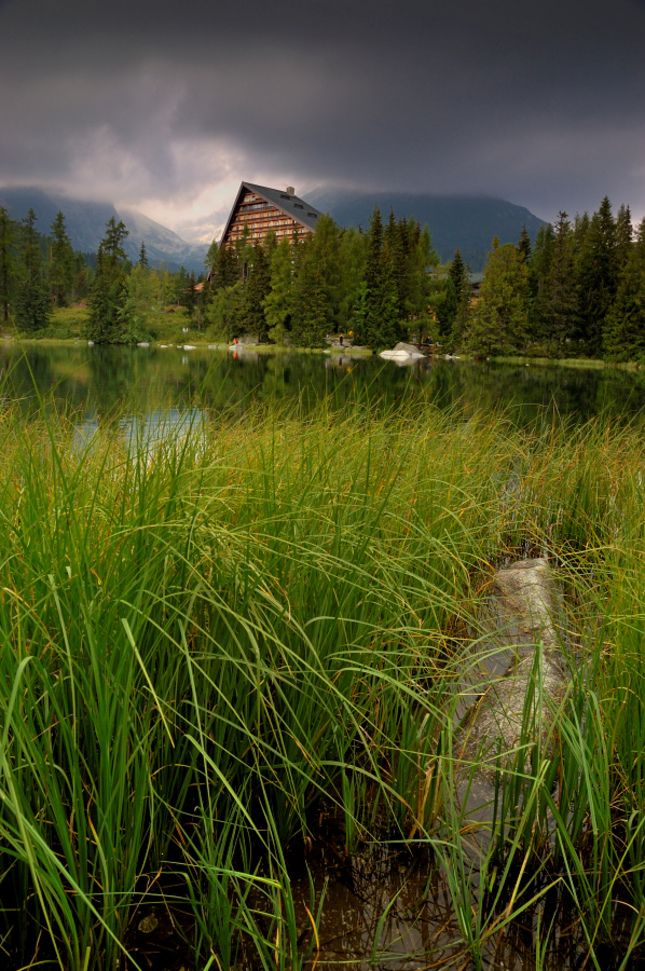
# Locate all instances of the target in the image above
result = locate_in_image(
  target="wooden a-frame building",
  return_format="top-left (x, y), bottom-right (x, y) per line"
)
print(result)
top-left (219, 182), bottom-right (323, 248)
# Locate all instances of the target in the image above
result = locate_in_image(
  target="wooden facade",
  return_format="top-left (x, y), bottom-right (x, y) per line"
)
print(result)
top-left (220, 182), bottom-right (323, 249)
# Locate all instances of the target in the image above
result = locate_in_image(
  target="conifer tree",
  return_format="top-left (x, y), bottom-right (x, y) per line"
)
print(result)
top-left (337, 226), bottom-right (367, 332)
top-left (405, 222), bottom-right (438, 331)
top-left (48, 211), bottom-right (75, 307)
top-left (518, 224), bottom-right (532, 264)
top-left (616, 204), bottom-right (633, 269)
top-left (529, 224), bottom-right (554, 312)
top-left (462, 238), bottom-right (529, 355)
top-left (533, 213), bottom-right (579, 348)
top-left (576, 196), bottom-right (618, 354)
top-left (573, 211), bottom-right (590, 249)
top-left (436, 249), bottom-right (468, 342)
top-left (356, 206), bottom-right (408, 347)
top-left (183, 272), bottom-right (197, 319)
top-left (604, 217), bottom-right (645, 361)
top-left (138, 240), bottom-right (149, 269)
top-left (73, 251), bottom-right (92, 302)
top-left (211, 243), bottom-right (238, 291)
top-left (290, 215), bottom-right (341, 347)
top-left (196, 275), bottom-right (212, 325)
top-left (264, 237), bottom-right (295, 342)
top-left (384, 210), bottom-right (407, 313)
top-left (88, 218), bottom-right (132, 343)
top-left (15, 209), bottom-right (51, 332)
top-left (0, 207), bottom-right (17, 324)
top-left (240, 241), bottom-right (272, 341)
top-left (449, 266), bottom-right (472, 349)
top-left (354, 206), bottom-right (384, 345)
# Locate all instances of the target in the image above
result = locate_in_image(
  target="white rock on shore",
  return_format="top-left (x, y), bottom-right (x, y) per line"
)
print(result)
top-left (380, 342), bottom-right (425, 361)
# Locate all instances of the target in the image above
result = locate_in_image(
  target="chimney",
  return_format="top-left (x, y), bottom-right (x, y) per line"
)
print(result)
top-left (286, 186), bottom-right (295, 196)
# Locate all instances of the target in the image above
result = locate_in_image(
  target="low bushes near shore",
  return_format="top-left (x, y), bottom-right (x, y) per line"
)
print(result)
top-left (1, 397), bottom-right (645, 969)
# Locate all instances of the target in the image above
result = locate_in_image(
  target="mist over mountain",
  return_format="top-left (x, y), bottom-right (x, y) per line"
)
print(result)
top-left (306, 189), bottom-right (547, 271)
top-left (0, 187), bottom-right (209, 274)
top-left (0, 185), bottom-right (548, 276)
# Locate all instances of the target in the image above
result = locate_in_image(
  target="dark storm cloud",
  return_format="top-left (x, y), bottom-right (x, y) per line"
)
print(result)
top-left (1, 0), bottom-right (644, 223)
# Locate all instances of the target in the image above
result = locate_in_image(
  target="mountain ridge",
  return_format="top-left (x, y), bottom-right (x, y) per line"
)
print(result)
top-left (0, 185), bottom-right (548, 275)
top-left (0, 187), bottom-right (209, 274)
top-left (304, 188), bottom-right (547, 271)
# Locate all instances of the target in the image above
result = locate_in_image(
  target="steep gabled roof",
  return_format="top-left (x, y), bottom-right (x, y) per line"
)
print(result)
top-left (220, 182), bottom-right (324, 243)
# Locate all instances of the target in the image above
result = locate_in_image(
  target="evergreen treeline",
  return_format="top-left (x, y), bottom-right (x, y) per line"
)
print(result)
top-left (454, 197), bottom-right (645, 361)
top-left (3, 196), bottom-right (645, 359)
top-left (0, 206), bottom-right (93, 330)
top-left (204, 210), bottom-right (438, 347)
top-left (0, 208), bottom-right (208, 341)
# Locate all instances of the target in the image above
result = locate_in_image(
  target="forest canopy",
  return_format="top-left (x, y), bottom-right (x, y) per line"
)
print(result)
top-left (1, 196), bottom-right (644, 361)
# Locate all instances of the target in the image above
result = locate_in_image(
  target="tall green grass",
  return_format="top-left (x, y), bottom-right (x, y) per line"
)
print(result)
top-left (1, 395), bottom-right (645, 968)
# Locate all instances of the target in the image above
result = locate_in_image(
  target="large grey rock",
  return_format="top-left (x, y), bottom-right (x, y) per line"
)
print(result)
top-left (380, 342), bottom-right (425, 361)
top-left (457, 559), bottom-right (565, 776)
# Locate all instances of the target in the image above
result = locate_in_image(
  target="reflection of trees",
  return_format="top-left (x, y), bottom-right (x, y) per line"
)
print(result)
top-left (1, 347), bottom-right (56, 409)
top-left (5, 345), bottom-right (645, 429)
top-left (429, 360), bottom-right (645, 427)
top-left (0, 345), bottom-right (82, 417)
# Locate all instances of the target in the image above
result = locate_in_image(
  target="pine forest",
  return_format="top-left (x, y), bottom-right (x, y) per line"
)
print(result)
top-left (1, 197), bottom-right (644, 362)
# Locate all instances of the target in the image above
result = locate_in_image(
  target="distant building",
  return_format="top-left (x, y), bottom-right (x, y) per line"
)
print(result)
top-left (220, 182), bottom-right (323, 248)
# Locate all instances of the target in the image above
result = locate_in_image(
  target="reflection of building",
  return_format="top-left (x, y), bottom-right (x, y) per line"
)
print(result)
top-left (220, 183), bottom-right (323, 248)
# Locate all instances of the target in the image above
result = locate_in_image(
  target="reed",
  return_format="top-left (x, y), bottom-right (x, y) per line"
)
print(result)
top-left (1, 393), bottom-right (645, 968)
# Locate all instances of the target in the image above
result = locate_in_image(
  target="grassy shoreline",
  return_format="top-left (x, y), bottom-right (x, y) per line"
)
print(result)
top-left (5, 315), bottom-right (645, 371)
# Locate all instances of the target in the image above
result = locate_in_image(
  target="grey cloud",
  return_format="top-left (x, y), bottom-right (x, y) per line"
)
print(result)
top-left (1, 0), bottom-right (644, 220)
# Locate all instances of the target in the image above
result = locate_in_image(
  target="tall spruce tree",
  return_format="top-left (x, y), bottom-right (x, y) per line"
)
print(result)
top-left (528, 223), bottom-right (554, 335)
top-left (576, 196), bottom-right (618, 354)
top-left (240, 240), bottom-right (272, 341)
top-left (15, 209), bottom-right (51, 332)
top-left (384, 210), bottom-right (407, 314)
top-left (88, 218), bottom-right (132, 343)
top-left (615, 204), bottom-right (633, 269)
top-left (337, 226), bottom-right (367, 333)
top-left (436, 249), bottom-right (469, 342)
top-left (533, 212), bottom-right (579, 349)
top-left (0, 207), bottom-right (17, 324)
top-left (405, 221), bottom-right (437, 332)
top-left (604, 217), bottom-right (645, 361)
top-left (290, 215), bottom-right (341, 347)
top-left (204, 238), bottom-right (218, 278)
top-left (462, 238), bottom-right (529, 355)
top-left (356, 206), bottom-right (384, 345)
top-left (518, 224), bottom-right (532, 264)
top-left (264, 236), bottom-right (295, 342)
top-left (48, 211), bottom-right (75, 308)
top-left (352, 207), bottom-right (381, 344)
top-left (356, 206), bottom-right (408, 348)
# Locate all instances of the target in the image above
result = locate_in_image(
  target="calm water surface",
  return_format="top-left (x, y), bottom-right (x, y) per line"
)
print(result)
top-left (3, 342), bottom-right (645, 427)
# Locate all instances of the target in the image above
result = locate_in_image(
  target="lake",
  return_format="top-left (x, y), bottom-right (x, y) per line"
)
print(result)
top-left (3, 342), bottom-right (645, 427)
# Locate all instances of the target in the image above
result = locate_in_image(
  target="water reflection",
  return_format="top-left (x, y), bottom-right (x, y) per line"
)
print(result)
top-left (2, 344), bottom-right (645, 429)
top-left (75, 407), bottom-right (206, 452)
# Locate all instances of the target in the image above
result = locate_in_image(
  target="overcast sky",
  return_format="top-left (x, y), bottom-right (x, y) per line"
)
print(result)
top-left (1, 0), bottom-right (644, 240)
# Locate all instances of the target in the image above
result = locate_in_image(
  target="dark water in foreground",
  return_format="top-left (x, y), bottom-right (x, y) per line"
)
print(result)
top-left (3, 342), bottom-right (645, 427)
